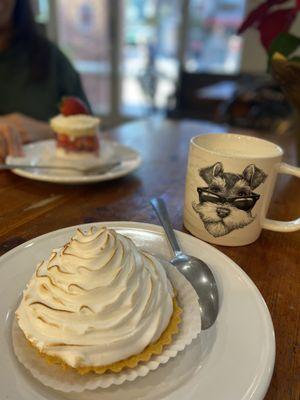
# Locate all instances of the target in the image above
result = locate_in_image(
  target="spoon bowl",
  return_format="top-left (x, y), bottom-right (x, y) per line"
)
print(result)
top-left (150, 198), bottom-right (219, 330)
top-left (171, 253), bottom-right (219, 330)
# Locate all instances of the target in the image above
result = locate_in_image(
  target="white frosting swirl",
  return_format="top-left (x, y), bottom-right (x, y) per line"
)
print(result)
top-left (16, 227), bottom-right (174, 367)
top-left (50, 114), bottom-right (100, 137)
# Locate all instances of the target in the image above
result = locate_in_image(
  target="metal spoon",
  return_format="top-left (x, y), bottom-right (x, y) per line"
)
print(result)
top-left (150, 197), bottom-right (219, 330)
top-left (0, 161), bottom-right (121, 175)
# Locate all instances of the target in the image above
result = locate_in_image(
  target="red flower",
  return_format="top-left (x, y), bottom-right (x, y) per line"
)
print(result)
top-left (238, 0), bottom-right (299, 49)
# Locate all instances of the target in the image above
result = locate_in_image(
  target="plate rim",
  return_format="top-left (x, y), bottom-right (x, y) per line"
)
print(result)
top-left (0, 221), bottom-right (275, 400)
top-left (6, 139), bottom-right (142, 184)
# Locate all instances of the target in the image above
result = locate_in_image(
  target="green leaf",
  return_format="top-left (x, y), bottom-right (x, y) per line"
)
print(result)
top-left (268, 32), bottom-right (300, 58)
top-left (267, 32), bottom-right (300, 70)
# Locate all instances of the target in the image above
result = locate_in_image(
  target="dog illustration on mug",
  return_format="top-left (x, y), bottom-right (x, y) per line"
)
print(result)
top-left (192, 162), bottom-right (267, 237)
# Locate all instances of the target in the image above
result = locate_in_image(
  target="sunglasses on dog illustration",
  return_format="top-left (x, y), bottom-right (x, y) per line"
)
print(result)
top-left (192, 162), bottom-right (267, 237)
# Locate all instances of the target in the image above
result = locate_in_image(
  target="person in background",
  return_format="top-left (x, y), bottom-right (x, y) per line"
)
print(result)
top-left (0, 0), bottom-right (89, 160)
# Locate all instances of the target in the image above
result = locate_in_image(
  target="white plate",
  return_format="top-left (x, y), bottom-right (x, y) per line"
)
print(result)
top-left (6, 139), bottom-right (141, 184)
top-left (0, 222), bottom-right (275, 400)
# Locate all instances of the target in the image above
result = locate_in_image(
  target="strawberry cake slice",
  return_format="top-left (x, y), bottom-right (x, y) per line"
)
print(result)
top-left (50, 97), bottom-right (100, 160)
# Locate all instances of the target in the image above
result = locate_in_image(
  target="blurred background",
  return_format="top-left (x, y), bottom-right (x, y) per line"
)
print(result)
top-left (30, 0), bottom-right (298, 129)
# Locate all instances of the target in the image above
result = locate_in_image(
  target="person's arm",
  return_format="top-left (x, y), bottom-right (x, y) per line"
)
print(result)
top-left (0, 113), bottom-right (54, 161)
top-left (0, 124), bottom-right (23, 161)
top-left (0, 113), bottom-right (54, 143)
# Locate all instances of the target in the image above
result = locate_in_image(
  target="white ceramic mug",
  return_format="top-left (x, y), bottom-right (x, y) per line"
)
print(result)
top-left (183, 133), bottom-right (300, 246)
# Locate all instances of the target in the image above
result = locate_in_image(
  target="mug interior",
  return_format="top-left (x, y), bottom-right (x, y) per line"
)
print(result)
top-left (192, 134), bottom-right (283, 159)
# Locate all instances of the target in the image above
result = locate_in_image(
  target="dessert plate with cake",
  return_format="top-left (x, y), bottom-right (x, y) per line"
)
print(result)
top-left (6, 98), bottom-right (141, 184)
top-left (0, 222), bottom-right (275, 400)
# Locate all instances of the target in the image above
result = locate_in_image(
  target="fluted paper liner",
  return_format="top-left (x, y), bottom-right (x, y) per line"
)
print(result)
top-left (12, 262), bottom-right (201, 392)
top-left (38, 297), bottom-right (181, 375)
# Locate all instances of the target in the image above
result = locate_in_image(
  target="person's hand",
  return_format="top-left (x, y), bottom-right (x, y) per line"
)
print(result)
top-left (0, 113), bottom-right (54, 144)
top-left (0, 113), bottom-right (54, 161)
top-left (0, 124), bottom-right (23, 161)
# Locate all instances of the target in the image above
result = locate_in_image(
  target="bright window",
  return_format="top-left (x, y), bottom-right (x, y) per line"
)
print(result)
top-left (121, 0), bottom-right (182, 116)
top-left (44, 0), bottom-right (246, 119)
top-left (185, 0), bottom-right (246, 73)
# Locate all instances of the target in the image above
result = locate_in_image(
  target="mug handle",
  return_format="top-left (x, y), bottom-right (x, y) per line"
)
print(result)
top-left (262, 162), bottom-right (300, 232)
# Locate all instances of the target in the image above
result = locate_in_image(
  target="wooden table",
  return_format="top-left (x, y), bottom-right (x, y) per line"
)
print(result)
top-left (0, 117), bottom-right (299, 399)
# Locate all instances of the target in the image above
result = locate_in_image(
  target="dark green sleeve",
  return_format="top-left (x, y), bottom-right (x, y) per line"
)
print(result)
top-left (55, 47), bottom-right (91, 111)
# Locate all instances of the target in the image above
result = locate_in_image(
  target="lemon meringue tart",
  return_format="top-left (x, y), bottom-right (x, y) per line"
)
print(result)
top-left (15, 227), bottom-right (181, 375)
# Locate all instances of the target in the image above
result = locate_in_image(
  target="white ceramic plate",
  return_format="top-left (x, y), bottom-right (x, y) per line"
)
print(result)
top-left (6, 139), bottom-right (141, 184)
top-left (0, 222), bottom-right (275, 400)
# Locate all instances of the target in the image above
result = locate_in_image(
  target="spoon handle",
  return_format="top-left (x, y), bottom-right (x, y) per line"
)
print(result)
top-left (150, 197), bottom-right (182, 257)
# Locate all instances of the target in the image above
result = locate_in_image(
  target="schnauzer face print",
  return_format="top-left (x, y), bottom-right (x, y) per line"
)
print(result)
top-left (192, 162), bottom-right (267, 237)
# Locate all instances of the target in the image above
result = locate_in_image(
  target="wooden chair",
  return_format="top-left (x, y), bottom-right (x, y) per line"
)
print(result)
top-left (167, 70), bottom-right (250, 121)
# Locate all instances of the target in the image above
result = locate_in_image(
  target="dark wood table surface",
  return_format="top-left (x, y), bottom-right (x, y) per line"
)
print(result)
top-left (0, 117), bottom-right (299, 399)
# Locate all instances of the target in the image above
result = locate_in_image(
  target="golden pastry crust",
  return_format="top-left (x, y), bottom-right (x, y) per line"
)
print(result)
top-left (29, 297), bottom-right (182, 375)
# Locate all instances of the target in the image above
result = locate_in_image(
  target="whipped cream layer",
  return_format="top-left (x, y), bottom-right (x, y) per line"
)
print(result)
top-left (50, 114), bottom-right (100, 137)
top-left (16, 227), bottom-right (174, 368)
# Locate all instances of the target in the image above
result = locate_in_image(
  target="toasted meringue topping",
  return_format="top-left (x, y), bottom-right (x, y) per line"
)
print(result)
top-left (16, 227), bottom-right (174, 367)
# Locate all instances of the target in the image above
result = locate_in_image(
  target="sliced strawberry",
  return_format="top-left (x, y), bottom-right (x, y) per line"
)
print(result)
top-left (59, 97), bottom-right (89, 116)
top-left (56, 134), bottom-right (99, 153)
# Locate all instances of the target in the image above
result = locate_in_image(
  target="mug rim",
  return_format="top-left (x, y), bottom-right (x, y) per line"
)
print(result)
top-left (190, 133), bottom-right (283, 159)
